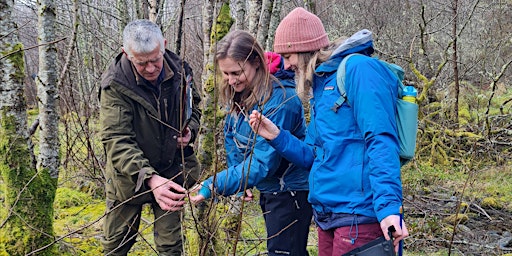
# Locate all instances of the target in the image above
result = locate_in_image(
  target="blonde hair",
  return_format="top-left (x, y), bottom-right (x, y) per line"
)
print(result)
top-left (295, 37), bottom-right (346, 101)
top-left (215, 30), bottom-right (276, 114)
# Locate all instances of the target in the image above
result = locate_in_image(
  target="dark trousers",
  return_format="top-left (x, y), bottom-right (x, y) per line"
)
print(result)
top-left (259, 190), bottom-right (313, 256)
top-left (102, 199), bottom-right (183, 256)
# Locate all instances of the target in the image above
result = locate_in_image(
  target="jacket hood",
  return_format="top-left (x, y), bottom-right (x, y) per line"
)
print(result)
top-left (332, 29), bottom-right (375, 58)
top-left (316, 29), bottom-right (375, 73)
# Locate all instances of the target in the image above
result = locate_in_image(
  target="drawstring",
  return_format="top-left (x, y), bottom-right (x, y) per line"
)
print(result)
top-left (349, 215), bottom-right (359, 244)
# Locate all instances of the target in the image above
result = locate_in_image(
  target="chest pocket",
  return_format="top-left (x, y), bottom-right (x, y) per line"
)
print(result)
top-left (229, 113), bottom-right (255, 157)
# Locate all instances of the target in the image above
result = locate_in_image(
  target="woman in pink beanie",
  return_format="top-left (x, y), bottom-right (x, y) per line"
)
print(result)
top-left (250, 7), bottom-right (409, 256)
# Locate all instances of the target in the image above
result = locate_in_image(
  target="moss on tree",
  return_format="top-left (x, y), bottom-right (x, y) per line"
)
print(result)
top-left (0, 45), bottom-right (58, 255)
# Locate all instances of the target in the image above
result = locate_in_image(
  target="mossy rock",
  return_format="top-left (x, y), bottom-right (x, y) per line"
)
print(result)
top-left (443, 213), bottom-right (469, 224)
top-left (481, 197), bottom-right (503, 209)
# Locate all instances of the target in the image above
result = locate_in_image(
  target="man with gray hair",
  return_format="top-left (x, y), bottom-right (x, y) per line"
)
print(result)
top-left (99, 19), bottom-right (202, 255)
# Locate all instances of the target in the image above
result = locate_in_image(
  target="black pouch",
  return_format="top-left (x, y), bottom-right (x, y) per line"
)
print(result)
top-left (342, 233), bottom-right (395, 256)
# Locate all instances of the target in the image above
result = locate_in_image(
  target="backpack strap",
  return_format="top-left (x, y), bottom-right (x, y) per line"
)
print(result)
top-left (332, 53), bottom-right (363, 112)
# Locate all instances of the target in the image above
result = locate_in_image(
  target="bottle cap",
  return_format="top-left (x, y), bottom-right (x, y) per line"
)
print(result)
top-left (403, 86), bottom-right (417, 97)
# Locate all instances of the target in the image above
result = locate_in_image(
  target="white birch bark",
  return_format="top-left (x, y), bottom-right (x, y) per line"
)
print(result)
top-left (247, 0), bottom-right (261, 36)
top-left (256, 0), bottom-right (272, 48)
top-left (0, 0), bottom-right (29, 140)
top-left (37, 0), bottom-right (60, 178)
top-left (232, 0), bottom-right (246, 30)
top-left (265, 0), bottom-right (281, 51)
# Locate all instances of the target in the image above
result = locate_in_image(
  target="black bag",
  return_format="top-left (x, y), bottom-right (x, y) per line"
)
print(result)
top-left (341, 234), bottom-right (395, 256)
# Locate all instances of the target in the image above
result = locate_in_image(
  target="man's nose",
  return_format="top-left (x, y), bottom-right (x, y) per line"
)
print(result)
top-left (145, 62), bottom-right (157, 73)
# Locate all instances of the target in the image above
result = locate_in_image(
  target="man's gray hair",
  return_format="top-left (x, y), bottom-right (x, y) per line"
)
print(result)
top-left (123, 19), bottom-right (165, 57)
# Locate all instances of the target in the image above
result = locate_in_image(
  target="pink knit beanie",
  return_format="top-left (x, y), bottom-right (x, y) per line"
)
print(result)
top-left (274, 7), bottom-right (330, 54)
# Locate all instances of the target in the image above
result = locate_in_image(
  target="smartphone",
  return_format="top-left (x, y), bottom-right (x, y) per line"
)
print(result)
top-left (181, 118), bottom-right (192, 134)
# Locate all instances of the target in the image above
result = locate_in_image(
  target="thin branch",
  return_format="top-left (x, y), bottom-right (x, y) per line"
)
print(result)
top-left (0, 37), bottom-right (67, 61)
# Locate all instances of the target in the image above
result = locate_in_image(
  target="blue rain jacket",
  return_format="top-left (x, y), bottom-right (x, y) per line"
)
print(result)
top-left (200, 65), bottom-right (309, 198)
top-left (269, 33), bottom-right (403, 223)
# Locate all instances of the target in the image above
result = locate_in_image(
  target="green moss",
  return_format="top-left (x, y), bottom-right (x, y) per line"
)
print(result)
top-left (54, 187), bottom-right (91, 208)
top-left (1, 43), bottom-right (26, 82)
top-left (211, 3), bottom-right (234, 44)
top-left (481, 197), bottom-right (503, 209)
top-left (443, 213), bottom-right (469, 224)
top-left (0, 112), bottom-right (58, 255)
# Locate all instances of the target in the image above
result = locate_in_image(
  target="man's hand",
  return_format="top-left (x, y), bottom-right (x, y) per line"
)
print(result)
top-left (248, 110), bottom-right (280, 140)
top-left (380, 214), bottom-right (409, 253)
top-left (147, 174), bottom-right (186, 211)
top-left (177, 127), bottom-right (191, 148)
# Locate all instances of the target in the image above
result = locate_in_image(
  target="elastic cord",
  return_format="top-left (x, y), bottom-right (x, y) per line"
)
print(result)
top-left (348, 215), bottom-right (359, 244)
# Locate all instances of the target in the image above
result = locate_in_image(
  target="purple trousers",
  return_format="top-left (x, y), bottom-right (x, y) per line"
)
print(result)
top-left (317, 222), bottom-right (383, 256)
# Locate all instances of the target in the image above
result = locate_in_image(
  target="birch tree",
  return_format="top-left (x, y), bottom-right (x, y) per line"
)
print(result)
top-left (232, 0), bottom-right (246, 30)
top-left (247, 0), bottom-right (261, 36)
top-left (265, 0), bottom-right (282, 51)
top-left (0, 0), bottom-right (57, 254)
top-left (255, 0), bottom-right (272, 47)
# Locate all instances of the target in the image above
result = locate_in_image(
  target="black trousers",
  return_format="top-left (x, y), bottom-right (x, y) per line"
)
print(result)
top-left (259, 190), bottom-right (313, 256)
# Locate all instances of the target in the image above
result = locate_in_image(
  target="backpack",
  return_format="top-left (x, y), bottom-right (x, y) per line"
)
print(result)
top-left (333, 53), bottom-right (418, 166)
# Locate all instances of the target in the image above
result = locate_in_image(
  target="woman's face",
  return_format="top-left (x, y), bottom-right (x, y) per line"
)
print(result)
top-left (281, 53), bottom-right (299, 72)
top-left (218, 57), bottom-right (259, 93)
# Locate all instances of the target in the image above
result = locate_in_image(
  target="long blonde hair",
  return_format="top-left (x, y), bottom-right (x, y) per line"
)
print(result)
top-left (295, 37), bottom-right (346, 101)
top-left (215, 30), bottom-right (276, 114)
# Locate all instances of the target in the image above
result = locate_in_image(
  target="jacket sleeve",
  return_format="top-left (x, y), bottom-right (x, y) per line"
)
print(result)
top-left (268, 127), bottom-right (315, 170)
top-left (99, 86), bottom-right (158, 188)
top-left (345, 56), bottom-right (402, 221)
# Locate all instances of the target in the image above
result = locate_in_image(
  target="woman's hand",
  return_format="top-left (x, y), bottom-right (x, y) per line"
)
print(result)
top-left (380, 214), bottom-right (409, 253)
top-left (248, 110), bottom-right (280, 140)
top-left (188, 183), bottom-right (207, 205)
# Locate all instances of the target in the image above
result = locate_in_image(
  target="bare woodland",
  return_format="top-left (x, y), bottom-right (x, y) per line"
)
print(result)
top-left (1, 0), bottom-right (512, 255)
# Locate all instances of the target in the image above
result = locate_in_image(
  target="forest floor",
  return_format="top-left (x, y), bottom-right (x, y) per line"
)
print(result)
top-left (400, 164), bottom-right (512, 256)
top-left (403, 191), bottom-right (512, 255)
top-left (2, 165), bottom-right (512, 255)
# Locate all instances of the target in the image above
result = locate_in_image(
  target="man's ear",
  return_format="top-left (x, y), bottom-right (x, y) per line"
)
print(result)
top-left (122, 47), bottom-right (128, 57)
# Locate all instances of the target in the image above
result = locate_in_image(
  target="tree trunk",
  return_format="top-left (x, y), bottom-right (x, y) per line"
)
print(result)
top-left (265, 0), bottom-right (282, 51)
top-left (451, 0), bottom-right (460, 125)
top-left (256, 0), bottom-right (272, 48)
top-left (175, 0), bottom-right (186, 55)
top-left (117, 0), bottom-right (129, 36)
top-left (195, 1), bottom-right (235, 255)
top-left (0, 0), bottom-right (57, 255)
top-left (37, 0), bottom-right (60, 179)
top-left (247, 0), bottom-right (261, 36)
top-left (232, 0), bottom-right (246, 30)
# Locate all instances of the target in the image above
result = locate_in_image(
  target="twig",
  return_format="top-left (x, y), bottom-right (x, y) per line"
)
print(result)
top-left (470, 203), bottom-right (492, 221)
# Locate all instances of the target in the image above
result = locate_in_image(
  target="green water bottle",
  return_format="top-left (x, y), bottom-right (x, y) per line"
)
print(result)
top-left (403, 85), bottom-right (417, 104)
